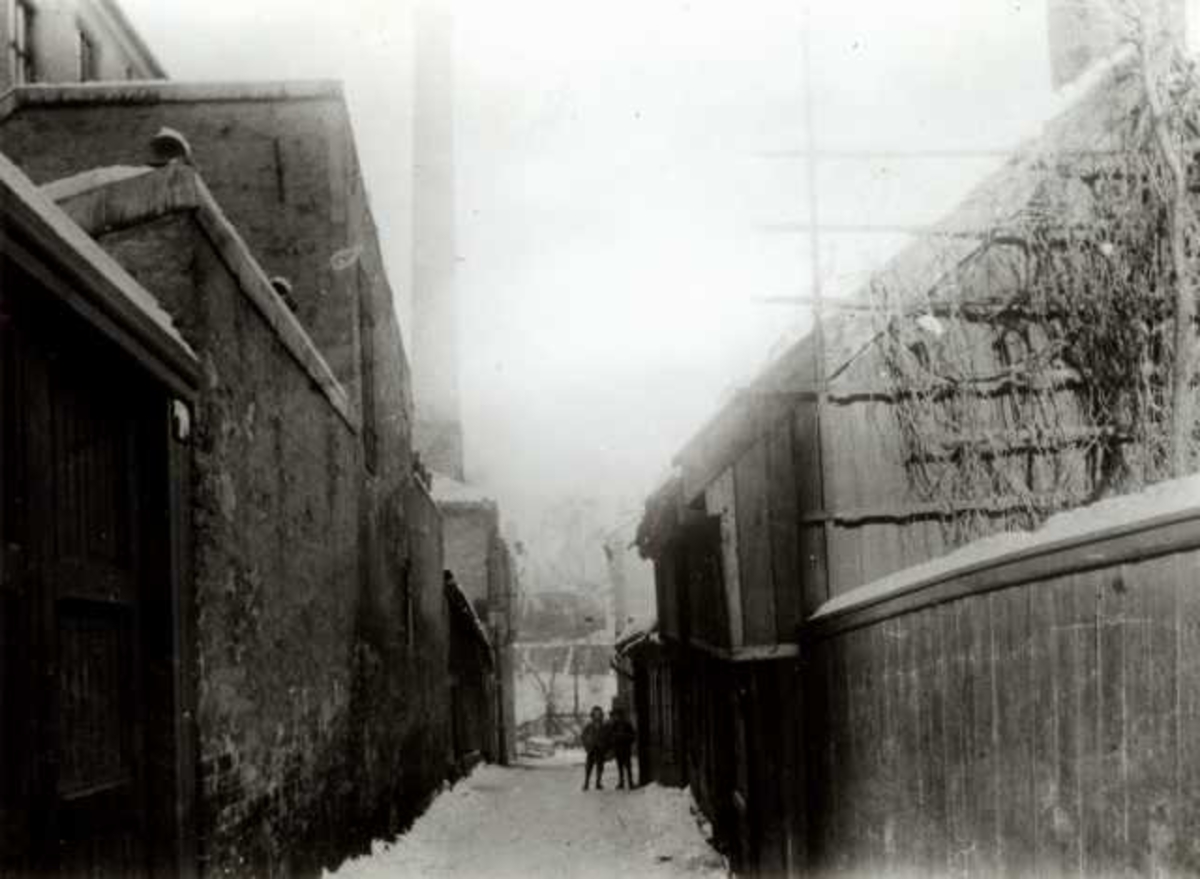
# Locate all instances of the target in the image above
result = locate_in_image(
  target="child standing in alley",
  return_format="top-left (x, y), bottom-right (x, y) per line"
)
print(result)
top-left (608, 706), bottom-right (636, 789)
top-left (581, 706), bottom-right (608, 790)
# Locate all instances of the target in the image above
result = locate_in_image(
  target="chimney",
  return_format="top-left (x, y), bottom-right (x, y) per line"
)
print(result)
top-left (412, 1), bottom-right (465, 481)
top-left (1046, 0), bottom-right (1188, 90)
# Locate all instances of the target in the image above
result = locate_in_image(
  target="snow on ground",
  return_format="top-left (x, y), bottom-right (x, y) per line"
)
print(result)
top-left (327, 755), bottom-right (728, 879)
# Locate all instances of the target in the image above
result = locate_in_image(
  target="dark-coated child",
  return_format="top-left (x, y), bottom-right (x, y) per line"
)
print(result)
top-left (581, 705), bottom-right (608, 790)
top-left (608, 706), bottom-right (636, 789)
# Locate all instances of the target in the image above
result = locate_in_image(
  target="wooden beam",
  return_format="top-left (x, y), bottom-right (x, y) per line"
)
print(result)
top-left (685, 634), bottom-right (801, 663)
top-left (760, 221), bottom-right (999, 239)
top-left (1, 236), bottom-right (198, 400)
top-left (758, 147), bottom-right (1017, 159)
top-left (748, 367), bottom-right (1083, 404)
top-left (753, 296), bottom-right (877, 311)
top-left (798, 489), bottom-right (1093, 526)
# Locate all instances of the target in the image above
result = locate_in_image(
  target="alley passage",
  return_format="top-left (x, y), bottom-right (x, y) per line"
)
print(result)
top-left (328, 754), bottom-right (727, 879)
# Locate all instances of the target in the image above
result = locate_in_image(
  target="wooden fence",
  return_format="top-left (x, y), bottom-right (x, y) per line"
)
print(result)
top-left (804, 505), bottom-right (1200, 876)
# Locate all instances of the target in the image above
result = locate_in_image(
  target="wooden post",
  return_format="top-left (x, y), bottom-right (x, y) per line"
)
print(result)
top-left (797, 7), bottom-right (829, 874)
top-left (801, 3), bottom-right (832, 605)
top-left (1137, 17), bottom-right (1196, 476)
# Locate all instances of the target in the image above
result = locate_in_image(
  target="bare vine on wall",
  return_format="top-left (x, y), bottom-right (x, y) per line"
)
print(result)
top-left (872, 0), bottom-right (1200, 547)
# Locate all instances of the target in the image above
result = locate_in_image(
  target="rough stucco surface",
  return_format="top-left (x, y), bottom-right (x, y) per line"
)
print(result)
top-left (98, 209), bottom-right (450, 877)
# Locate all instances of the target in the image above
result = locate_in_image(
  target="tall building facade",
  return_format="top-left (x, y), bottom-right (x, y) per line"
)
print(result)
top-left (0, 0), bottom-right (164, 92)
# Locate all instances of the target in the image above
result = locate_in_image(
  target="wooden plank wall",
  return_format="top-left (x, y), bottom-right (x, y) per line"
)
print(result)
top-left (654, 553), bottom-right (680, 642)
top-left (807, 545), bottom-right (1200, 876)
top-left (679, 653), bottom-right (738, 860)
top-left (743, 660), bottom-right (805, 876)
top-left (794, 402), bottom-right (827, 617)
top-left (716, 413), bottom-right (813, 647)
top-left (822, 332), bottom-right (1094, 599)
top-left (734, 443), bottom-right (774, 644)
top-left (684, 521), bottom-right (727, 650)
top-left (706, 472), bottom-right (743, 648)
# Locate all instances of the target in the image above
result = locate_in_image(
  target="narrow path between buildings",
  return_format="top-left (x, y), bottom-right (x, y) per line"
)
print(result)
top-left (327, 752), bottom-right (728, 879)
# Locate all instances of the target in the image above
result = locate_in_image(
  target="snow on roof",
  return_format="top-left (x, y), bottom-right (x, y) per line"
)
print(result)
top-left (0, 152), bottom-right (195, 361)
top-left (815, 473), bottom-right (1200, 620)
top-left (430, 472), bottom-right (496, 506)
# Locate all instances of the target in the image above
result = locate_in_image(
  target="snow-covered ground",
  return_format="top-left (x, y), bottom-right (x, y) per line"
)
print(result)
top-left (327, 755), bottom-right (728, 879)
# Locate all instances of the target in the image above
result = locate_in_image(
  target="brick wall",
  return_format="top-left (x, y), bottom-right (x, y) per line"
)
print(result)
top-left (94, 203), bottom-right (446, 876)
top-left (0, 86), bottom-right (439, 875)
top-left (0, 86), bottom-right (409, 417)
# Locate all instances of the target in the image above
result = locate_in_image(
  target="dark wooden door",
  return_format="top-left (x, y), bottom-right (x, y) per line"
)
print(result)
top-left (2, 266), bottom-right (165, 877)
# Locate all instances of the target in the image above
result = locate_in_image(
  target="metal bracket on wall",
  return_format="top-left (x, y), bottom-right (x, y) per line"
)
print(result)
top-left (171, 399), bottom-right (191, 443)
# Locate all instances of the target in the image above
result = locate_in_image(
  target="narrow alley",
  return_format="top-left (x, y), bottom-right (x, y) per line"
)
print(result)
top-left (329, 755), bottom-right (728, 879)
top-left (12, 1), bottom-right (1200, 877)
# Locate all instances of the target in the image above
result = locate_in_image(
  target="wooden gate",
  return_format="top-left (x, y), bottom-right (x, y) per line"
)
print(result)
top-left (1, 261), bottom-right (179, 876)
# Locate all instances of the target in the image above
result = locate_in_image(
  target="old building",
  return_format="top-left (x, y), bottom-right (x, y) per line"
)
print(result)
top-left (634, 6), bottom-right (1200, 876)
top-left (0, 146), bottom-right (200, 878)
top-left (445, 571), bottom-right (496, 769)
top-left (0, 0), bottom-right (164, 91)
top-left (0, 69), bottom-right (483, 874)
top-left (612, 624), bottom-right (674, 787)
top-left (431, 476), bottom-right (518, 762)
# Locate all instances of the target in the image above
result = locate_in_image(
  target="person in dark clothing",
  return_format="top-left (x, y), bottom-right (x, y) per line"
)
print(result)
top-left (608, 706), bottom-right (636, 790)
top-left (581, 705), bottom-right (608, 790)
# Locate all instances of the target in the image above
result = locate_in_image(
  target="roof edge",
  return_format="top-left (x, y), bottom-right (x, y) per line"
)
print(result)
top-left (445, 574), bottom-right (495, 660)
top-left (51, 162), bottom-right (360, 431)
top-left (92, 0), bottom-right (168, 79)
top-left (0, 152), bottom-right (199, 395)
top-left (0, 80), bottom-right (345, 123)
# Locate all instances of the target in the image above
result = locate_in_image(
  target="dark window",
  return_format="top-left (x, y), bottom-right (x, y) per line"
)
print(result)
top-left (10, 0), bottom-right (34, 85)
top-left (77, 27), bottom-right (96, 81)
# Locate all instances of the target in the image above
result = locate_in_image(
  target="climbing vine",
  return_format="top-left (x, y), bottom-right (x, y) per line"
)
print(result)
top-left (871, 15), bottom-right (1200, 546)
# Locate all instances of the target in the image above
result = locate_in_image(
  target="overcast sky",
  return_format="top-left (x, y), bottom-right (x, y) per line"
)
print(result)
top-left (121, 0), bottom-right (1062, 537)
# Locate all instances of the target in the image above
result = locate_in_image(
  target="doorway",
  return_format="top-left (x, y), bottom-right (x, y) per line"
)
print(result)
top-left (1, 256), bottom-right (187, 876)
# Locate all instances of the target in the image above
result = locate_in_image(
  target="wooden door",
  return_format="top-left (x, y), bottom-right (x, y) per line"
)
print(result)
top-left (1, 265), bottom-right (169, 877)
